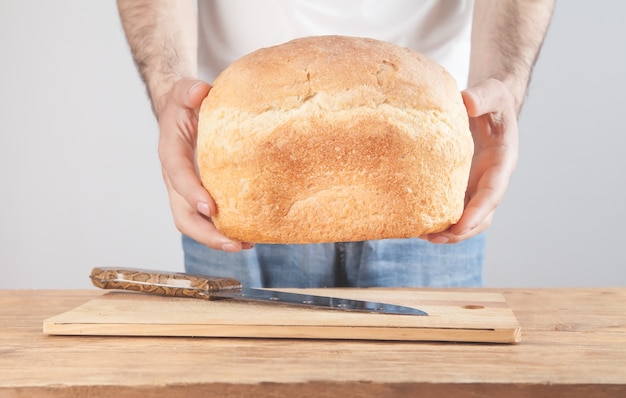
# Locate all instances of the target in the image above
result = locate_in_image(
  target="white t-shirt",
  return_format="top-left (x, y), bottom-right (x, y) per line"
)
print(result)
top-left (197, 0), bottom-right (474, 88)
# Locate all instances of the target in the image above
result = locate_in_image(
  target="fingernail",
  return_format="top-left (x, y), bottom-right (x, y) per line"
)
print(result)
top-left (221, 243), bottom-right (238, 252)
top-left (430, 235), bottom-right (450, 244)
top-left (188, 80), bottom-right (203, 95)
top-left (197, 202), bottom-right (211, 217)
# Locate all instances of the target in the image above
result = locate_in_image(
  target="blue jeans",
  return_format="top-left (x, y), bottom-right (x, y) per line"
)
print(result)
top-left (183, 234), bottom-right (485, 288)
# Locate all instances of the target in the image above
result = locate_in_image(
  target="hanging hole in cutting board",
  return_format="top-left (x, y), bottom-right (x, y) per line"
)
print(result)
top-left (463, 305), bottom-right (485, 310)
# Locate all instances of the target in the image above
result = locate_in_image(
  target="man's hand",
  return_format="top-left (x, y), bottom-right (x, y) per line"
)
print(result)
top-left (423, 79), bottom-right (519, 244)
top-left (117, 2), bottom-right (245, 250)
top-left (157, 78), bottom-right (253, 252)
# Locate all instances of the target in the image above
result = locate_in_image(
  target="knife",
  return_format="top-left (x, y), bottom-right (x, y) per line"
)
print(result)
top-left (89, 267), bottom-right (427, 316)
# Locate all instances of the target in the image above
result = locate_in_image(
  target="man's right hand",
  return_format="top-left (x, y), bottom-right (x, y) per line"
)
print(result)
top-left (156, 78), bottom-right (253, 252)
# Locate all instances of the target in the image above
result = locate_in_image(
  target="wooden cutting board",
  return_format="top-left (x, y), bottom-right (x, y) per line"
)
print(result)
top-left (43, 289), bottom-right (521, 343)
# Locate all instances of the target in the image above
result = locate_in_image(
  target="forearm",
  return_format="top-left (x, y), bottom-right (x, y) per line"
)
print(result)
top-left (117, 0), bottom-right (197, 115)
top-left (469, 0), bottom-right (555, 113)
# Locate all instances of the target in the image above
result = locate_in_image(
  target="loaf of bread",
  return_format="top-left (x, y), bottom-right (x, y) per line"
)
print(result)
top-left (197, 35), bottom-right (473, 243)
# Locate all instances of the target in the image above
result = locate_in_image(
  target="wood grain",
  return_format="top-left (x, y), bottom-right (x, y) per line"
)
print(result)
top-left (1, 288), bottom-right (625, 398)
top-left (43, 289), bottom-right (521, 343)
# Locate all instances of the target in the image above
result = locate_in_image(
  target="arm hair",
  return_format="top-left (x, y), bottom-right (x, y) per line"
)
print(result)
top-left (470, 0), bottom-right (556, 113)
top-left (117, 0), bottom-right (197, 115)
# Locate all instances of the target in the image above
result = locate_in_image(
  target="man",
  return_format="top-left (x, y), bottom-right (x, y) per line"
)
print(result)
top-left (117, 0), bottom-right (554, 288)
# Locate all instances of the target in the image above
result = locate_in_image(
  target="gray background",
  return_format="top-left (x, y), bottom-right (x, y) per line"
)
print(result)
top-left (1, 1), bottom-right (624, 289)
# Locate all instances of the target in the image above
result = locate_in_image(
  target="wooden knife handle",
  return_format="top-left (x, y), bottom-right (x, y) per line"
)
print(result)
top-left (89, 267), bottom-right (242, 300)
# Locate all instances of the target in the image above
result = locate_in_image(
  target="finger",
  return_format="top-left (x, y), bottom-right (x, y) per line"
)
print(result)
top-left (172, 78), bottom-right (211, 109)
top-left (166, 186), bottom-right (245, 252)
top-left (456, 145), bottom-right (517, 232)
top-left (158, 79), bottom-right (215, 217)
top-left (450, 185), bottom-right (500, 237)
top-left (158, 123), bottom-right (216, 218)
top-left (422, 209), bottom-right (495, 244)
top-left (161, 160), bottom-right (216, 218)
top-left (166, 174), bottom-right (255, 251)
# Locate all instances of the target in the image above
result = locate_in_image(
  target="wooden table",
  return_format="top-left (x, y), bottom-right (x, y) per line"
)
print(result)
top-left (1, 289), bottom-right (625, 397)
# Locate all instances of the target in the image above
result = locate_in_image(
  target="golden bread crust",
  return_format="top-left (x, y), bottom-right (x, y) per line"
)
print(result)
top-left (197, 35), bottom-right (473, 243)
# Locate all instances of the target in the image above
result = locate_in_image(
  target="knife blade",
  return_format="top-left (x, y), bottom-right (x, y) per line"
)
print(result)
top-left (89, 267), bottom-right (427, 316)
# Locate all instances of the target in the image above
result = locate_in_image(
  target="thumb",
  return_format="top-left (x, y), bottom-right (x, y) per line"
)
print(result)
top-left (172, 78), bottom-right (212, 109)
top-left (462, 79), bottom-right (512, 117)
